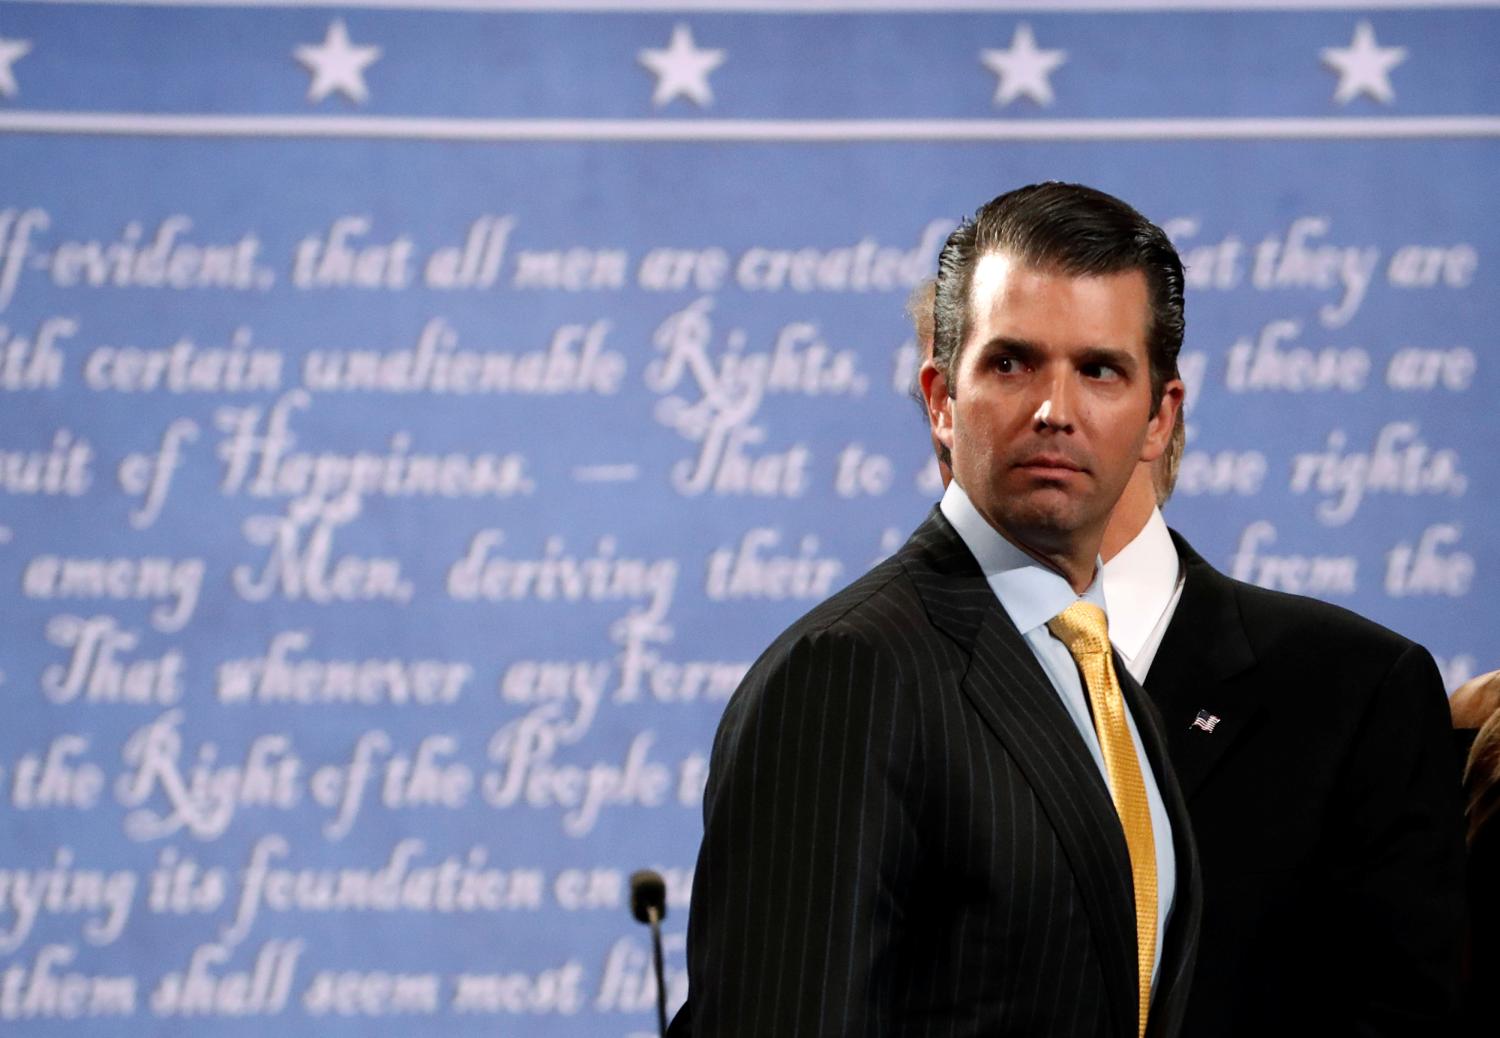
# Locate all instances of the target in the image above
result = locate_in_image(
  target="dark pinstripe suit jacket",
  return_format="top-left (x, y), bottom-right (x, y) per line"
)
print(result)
top-left (672, 509), bottom-right (1202, 1037)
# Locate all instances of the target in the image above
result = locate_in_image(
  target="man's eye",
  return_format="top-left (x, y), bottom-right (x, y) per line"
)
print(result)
top-left (994, 356), bottom-right (1017, 373)
top-left (1082, 363), bottom-right (1121, 381)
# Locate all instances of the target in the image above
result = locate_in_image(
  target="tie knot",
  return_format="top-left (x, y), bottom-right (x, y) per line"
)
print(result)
top-left (1047, 601), bottom-right (1110, 658)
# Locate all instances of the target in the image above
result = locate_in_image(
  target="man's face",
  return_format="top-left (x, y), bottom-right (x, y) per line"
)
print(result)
top-left (923, 252), bottom-right (1180, 559)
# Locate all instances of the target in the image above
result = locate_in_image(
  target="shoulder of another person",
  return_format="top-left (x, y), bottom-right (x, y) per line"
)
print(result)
top-left (1177, 533), bottom-right (1419, 677)
top-left (1230, 578), bottom-right (1419, 675)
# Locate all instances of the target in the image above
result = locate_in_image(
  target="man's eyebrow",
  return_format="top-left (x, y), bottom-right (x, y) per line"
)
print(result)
top-left (974, 336), bottom-right (1043, 361)
top-left (974, 337), bottom-right (1141, 374)
top-left (1076, 345), bottom-right (1140, 373)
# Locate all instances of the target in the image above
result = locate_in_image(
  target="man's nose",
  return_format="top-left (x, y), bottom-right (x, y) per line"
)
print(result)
top-left (1031, 370), bottom-right (1076, 433)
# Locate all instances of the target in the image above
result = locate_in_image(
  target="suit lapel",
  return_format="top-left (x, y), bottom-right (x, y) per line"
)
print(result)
top-left (1144, 532), bottom-right (1263, 801)
top-left (904, 510), bottom-right (1139, 1037)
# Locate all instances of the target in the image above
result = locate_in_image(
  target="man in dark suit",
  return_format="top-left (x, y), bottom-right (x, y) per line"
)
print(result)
top-left (906, 227), bottom-right (1466, 1034)
top-left (672, 183), bottom-right (1200, 1037)
top-left (1097, 439), bottom-right (1467, 1036)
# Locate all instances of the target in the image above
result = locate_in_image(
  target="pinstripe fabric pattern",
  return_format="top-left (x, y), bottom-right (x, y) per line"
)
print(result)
top-left (673, 510), bottom-right (1201, 1038)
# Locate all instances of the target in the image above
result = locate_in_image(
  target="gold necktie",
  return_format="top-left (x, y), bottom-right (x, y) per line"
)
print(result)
top-left (1047, 602), bottom-right (1157, 1038)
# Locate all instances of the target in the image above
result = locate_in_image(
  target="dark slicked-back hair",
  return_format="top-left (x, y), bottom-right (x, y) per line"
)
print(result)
top-left (932, 182), bottom-right (1186, 411)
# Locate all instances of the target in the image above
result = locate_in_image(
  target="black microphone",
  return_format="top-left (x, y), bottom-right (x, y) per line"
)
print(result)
top-left (629, 869), bottom-right (669, 1038)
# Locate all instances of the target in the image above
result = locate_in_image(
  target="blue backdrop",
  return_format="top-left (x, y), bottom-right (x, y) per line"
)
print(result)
top-left (0, 2), bottom-right (1496, 1034)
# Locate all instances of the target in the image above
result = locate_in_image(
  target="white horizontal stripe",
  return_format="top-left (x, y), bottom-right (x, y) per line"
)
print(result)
top-left (573, 465), bottom-right (640, 482)
top-left (2, 111), bottom-right (1498, 141)
top-left (17, 0), bottom-right (1500, 12)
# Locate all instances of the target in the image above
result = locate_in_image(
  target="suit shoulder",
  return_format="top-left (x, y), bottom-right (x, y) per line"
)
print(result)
top-left (1193, 552), bottom-right (1429, 678)
top-left (1236, 576), bottom-right (1411, 652)
top-left (712, 556), bottom-right (938, 754)
top-left (774, 552), bottom-right (929, 647)
top-left (728, 552), bottom-right (949, 715)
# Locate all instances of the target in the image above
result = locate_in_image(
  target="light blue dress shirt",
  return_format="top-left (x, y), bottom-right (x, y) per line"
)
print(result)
top-left (940, 481), bottom-right (1176, 991)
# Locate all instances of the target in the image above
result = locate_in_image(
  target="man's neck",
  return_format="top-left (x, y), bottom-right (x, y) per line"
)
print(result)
top-left (1101, 465), bottom-right (1158, 563)
top-left (940, 481), bottom-right (1101, 594)
top-left (1008, 534), bottom-right (1092, 591)
top-left (992, 524), bottom-right (1098, 594)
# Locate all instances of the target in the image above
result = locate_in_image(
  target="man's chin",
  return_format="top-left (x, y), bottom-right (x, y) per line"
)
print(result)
top-left (1006, 487), bottom-right (1082, 527)
top-left (988, 494), bottom-right (1099, 554)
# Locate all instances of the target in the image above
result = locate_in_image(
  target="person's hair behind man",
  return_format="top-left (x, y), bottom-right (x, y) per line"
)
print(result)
top-left (1456, 669), bottom-right (1500, 844)
top-left (932, 182), bottom-right (1186, 417)
top-left (906, 276), bottom-right (937, 411)
top-left (1154, 410), bottom-right (1185, 507)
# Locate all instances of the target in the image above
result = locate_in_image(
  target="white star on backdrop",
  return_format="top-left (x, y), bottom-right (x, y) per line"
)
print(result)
top-left (0, 35), bottom-right (32, 99)
top-left (981, 24), bottom-right (1067, 107)
top-left (1321, 21), bottom-right (1407, 105)
top-left (638, 23), bottom-right (725, 109)
top-left (295, 19), bottom-right (381, 105)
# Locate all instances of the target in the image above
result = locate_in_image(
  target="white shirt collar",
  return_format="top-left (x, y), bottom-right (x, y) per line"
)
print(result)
top-left (1101, 507), bottom-right (1181, 664)
top-left (939, 480), bottom-right (1106, 635)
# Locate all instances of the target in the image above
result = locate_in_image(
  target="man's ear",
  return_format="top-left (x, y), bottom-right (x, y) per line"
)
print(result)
top-left (1140, 378), bottom-right (1184, 463)
top-left (920, 360), bottom-right (954, 453)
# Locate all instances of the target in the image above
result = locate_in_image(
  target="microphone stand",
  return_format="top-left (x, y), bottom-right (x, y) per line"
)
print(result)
top-left (629, 869), bottom-right (670, 1038)
top-left (647, 903), bottom-right (667, 1037)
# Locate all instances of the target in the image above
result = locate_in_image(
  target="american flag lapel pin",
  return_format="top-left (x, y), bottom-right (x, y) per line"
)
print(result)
top-left (1191, 709), bottom-right (1221, 733)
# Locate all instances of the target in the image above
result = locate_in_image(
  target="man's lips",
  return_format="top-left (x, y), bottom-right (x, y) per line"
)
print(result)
top-left (1014, 453), bottom-right (1086, 476)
